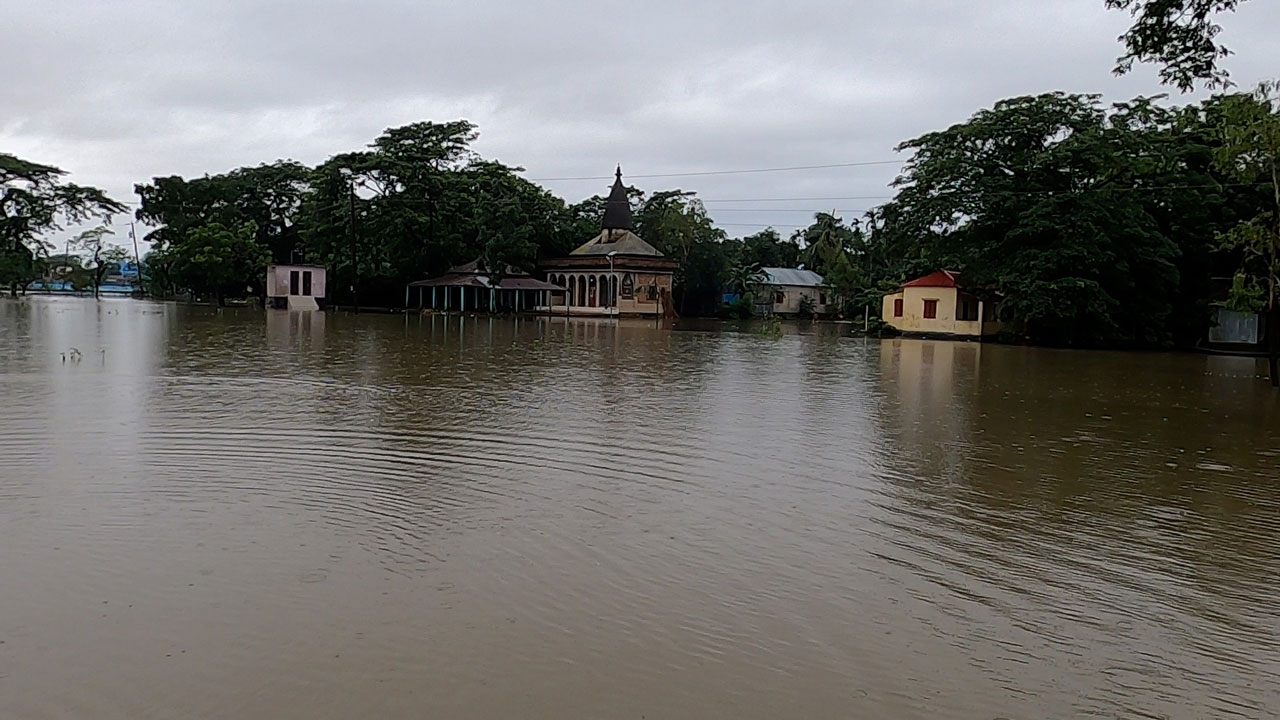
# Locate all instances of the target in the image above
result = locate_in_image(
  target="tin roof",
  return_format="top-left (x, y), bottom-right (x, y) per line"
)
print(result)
top-left (407, 274), bottom-right (563, 291)
top-left (901, 270), bottom-right (962, 288)
top-left (408, 258), bottom-right (564, 290)
top-left (570, 229), bottom-right (664, 257)
top-left (759, 267), bottom-right (825, 287)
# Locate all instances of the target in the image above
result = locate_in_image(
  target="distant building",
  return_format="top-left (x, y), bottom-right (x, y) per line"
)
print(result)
top-left (267, 264), bottom-right (326, 310)
top-left (1206, 304), bottom-right (1270, 354)
top-left (882, 270), bottom-right (1002, 339)
top-left (42, 253), bottom-right (81, 284)
top-left (753, 268), bottom-right (830, 316)
top-left (540, 167), bottom-right (677, 317)
top-left (1203, 275), bottom-right (1269, 352)
top-left (1209, 306), bottom-right (1262, 346)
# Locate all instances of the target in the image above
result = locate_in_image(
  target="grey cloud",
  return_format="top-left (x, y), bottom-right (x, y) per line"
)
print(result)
top-left (4, 0), bottom-right (1279, 246)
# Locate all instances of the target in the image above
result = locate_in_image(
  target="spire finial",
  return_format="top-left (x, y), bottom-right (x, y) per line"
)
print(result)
top-left (601, 164), bottom-right (633, 231)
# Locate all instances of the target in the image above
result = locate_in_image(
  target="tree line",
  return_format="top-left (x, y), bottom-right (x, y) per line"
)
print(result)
top-left (2, 1), bottom-right (1276, 372)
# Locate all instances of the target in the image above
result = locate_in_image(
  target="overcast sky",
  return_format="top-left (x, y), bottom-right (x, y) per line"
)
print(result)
top-left (4, 0), bottom-right (1279, 249)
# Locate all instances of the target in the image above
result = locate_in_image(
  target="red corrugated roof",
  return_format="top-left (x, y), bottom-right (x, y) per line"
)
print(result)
top-left (901, 270), bottom-right (962, 289)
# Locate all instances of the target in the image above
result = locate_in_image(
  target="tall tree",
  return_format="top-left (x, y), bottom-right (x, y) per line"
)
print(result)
top-left (170, 222), bottom-right (268, 305)
top-left (71, 225), bottom-right (123, 298)
top-left (1, 153), bottom-right (124, 296)
top-left (791, 214), bottom-right (861, 313)
top-left (738, 228), bottom-right (801, 268)
top-left (1107, 0), bottom-right (1248, 91)
top-left (793, 213), bottom-right (857, 273)
top-left (135, 160), bottom-right (311, 294)
top-left (301, 121), bottom-right (478, 306)
top-left (893, 92), bottom-right (1183, 345)
top-left (1213, 81), bottom-right (1280, 384)
top-left (635, 190), bottom-right (725, 314)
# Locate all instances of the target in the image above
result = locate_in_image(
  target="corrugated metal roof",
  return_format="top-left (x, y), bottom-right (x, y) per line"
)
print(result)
top-left (902, 270), bottom-right (962, 288)
top-left (760, 267), bottom-right (825, 287)
top-left (408, 274), bottom-right (563, 290)
top-left (571, 229), bottom-right (664, 257)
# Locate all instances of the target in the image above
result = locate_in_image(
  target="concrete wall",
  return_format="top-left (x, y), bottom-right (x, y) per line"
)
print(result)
top-left (267, 265), bottom-right (326, 299)
top-left (1209, 307), bottom-right (1261, 345)
top-left (883, 287), bottom-right (1001, 337)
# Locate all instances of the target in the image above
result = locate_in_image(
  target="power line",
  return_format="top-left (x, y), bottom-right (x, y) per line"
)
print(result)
top-left (701, 195), bottom-right (893, 203)
top-left (696, 208), bottom-right (868, 213)
top-left (526, 160), bottom-right (903, 182)
top-left (714, 222), bottom-right (809, 228)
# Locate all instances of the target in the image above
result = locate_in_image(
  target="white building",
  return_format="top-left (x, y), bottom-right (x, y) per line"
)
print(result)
top-left (266, 264), bottom-right (326, 310)
top-left (753, 268), bottom-right (830, 316)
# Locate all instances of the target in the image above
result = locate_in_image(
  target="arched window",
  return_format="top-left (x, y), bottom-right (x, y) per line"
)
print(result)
top-left (609, 275), bottom-right (618, 307)
top-left (588, 275), bottom-right (598, 307)
top-left (577, 275), bottom-right (587, 307)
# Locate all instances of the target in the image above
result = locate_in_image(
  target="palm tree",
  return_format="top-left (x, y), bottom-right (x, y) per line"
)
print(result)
top-left (727, 261), bottom-right (766, 298)
top-left (799, 213), bottom-right (854, 273)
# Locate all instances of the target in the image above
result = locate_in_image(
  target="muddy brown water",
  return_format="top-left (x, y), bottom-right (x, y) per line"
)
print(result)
top-left (1, 296), bottom-right (1278, 719)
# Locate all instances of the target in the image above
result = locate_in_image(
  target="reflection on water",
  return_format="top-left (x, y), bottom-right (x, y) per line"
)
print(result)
top-left (1, 297), bottom-right (1278, 719)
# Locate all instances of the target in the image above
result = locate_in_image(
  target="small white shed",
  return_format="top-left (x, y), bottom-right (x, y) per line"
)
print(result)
top-left (266, 264), bottom-right (326, 310)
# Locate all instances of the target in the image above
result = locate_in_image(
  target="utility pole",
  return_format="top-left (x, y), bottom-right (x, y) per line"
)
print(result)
top-left (128, 221), bottom-right (143, 296)
top-left (348, 181), bottom-right (359, 313)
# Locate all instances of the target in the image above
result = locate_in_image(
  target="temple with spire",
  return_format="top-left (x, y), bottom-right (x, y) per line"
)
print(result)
top-left (541, 166), bottom-right (677, 317)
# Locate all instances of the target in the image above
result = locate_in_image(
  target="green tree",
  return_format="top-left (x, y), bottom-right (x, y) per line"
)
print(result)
top-left (1213, 80), bottom-right (1280, 384)
top-left (792, 214), bottom-right (863, 313)
top-left (135, 160), bottom-right (311, 296)
top-left (635, 190), bottom-right (726, 314)
top-left (299, 121), bottom-right (582, 307)
top-left (71, 225), bottom-right (125, 298)
top-left (171, 222), bottom-right (268, 305)
top-left (726, 260), bottom-right (765, 297)
top-left (738, 228), bottom-right (800, 268)
top-left (793, 213), bottom-right (856, 274)
top-left (1107, 0), bottom-right (1247, 91)
top-left (1, 153), bottom-right (124, 296)
top-left (892, 92), bottom-right (1183, 345)
top-left (141, 246), bottom-right (178, 298)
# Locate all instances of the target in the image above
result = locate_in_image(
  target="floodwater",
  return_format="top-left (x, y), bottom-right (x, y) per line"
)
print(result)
top-left (1, 296), bottom-right (1278, 720)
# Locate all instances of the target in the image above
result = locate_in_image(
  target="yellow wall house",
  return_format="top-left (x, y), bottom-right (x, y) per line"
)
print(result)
top-left (882, 270), bottom-right (1003, 339)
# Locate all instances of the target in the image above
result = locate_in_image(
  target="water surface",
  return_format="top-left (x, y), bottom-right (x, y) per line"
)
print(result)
top-left (1, 297), bottom-right (1277, 719)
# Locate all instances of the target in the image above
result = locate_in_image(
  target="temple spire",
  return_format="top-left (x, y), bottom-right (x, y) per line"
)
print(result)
top-left (601, 165), bottom-right (633, 231)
